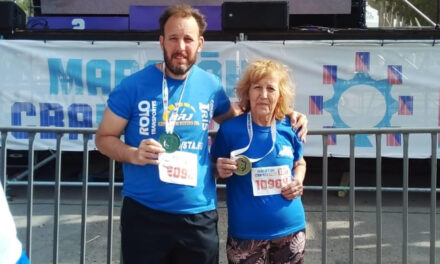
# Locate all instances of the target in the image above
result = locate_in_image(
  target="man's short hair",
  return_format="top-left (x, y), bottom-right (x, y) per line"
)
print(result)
top-left (159, 4), bottom-right (207, 36)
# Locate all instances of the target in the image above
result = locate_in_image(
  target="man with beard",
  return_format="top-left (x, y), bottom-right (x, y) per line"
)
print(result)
top-left (95, 4), bottom-right (308, 264)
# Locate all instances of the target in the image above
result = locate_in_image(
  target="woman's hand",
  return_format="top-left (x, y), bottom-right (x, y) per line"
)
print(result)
top-left (281, 178), bottom-right (304, 200)
top-left (216, 157), bottom-right (237, 179)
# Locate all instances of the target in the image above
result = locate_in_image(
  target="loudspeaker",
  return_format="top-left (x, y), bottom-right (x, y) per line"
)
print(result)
top-left (0, 2), bottom-right (26, 31)
top-left (222, 1), bottom-right (289, 30)
top-left (290, 0), bottom-right (366, 28)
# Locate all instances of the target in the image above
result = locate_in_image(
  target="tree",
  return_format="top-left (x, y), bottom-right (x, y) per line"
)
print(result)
top-left (369, 0), bottom-right (439, 26)
top-left (0, 0), bottom-right (30, 16)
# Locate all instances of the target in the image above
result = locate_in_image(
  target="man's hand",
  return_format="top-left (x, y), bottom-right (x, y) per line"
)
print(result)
top-left (288, 111), bottom-right (308, 142)
top-left (96, 108), bottom-right (165, 165)
top-left (133, 138), bottom-right (165, 165)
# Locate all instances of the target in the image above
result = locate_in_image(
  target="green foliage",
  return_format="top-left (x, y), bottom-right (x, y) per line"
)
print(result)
top-left (369, 0), bottom-right (439, 25)
top-left (0, 0), bottom-right (30, 16)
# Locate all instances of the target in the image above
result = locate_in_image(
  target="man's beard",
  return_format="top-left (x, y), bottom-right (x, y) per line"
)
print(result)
top-left (163, 50), bottom-right (197, 77)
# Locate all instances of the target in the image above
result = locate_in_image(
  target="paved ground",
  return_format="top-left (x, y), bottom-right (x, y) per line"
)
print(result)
top-left (6, 185), bottom-right (440, 264)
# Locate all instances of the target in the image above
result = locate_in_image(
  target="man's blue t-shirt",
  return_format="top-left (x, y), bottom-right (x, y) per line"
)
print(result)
top-left (107, 64), bottom-right (230, 214)
top-left (211, 114), bottom-right (306, 239)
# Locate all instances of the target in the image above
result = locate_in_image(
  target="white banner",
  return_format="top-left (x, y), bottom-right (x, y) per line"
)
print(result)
top-left (0, 39), bottom-right (439, 157)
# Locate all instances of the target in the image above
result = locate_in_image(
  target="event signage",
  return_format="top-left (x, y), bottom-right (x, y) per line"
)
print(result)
top-left (0, 40), bottom-right (438, 157)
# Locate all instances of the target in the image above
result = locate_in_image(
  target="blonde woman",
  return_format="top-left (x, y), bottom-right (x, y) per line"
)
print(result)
top-left (211, 59), bottom-right (307, 264)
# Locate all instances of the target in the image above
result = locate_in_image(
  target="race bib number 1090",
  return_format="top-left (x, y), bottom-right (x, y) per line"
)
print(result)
top-left (251, 165), bottom-right (291, 196)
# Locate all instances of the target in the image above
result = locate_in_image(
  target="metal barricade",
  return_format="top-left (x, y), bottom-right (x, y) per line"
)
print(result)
top-left (0, 126), bottom-right (438, 264)
top-left (308, 127), bottom-right (439, 264)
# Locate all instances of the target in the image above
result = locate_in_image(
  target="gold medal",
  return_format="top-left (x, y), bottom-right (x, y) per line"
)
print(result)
top-left (234, 155), bottom-right (251, 176)
top-left (230, 113), bottom-right (276, 176)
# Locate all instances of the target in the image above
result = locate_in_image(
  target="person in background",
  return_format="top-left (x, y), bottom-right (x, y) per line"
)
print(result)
top-left (211, 59), bottom-right (307, 264)
top-left (0, 184), bottom-right (29, 264)
top-left (95, 4), bottom-right (308, 264)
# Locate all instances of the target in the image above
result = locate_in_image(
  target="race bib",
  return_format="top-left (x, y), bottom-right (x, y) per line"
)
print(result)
top-left (158, 151), bottom-right (197, 186)
top-left (251, 165), bottom-right (291, 196)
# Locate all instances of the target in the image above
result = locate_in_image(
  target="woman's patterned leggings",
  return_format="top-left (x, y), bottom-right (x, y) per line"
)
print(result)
top-left (226, 230), bottom-right (306, 264)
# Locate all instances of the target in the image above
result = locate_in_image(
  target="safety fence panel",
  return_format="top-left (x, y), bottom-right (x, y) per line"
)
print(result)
top-left (0, 126), bottom-right (438, 264)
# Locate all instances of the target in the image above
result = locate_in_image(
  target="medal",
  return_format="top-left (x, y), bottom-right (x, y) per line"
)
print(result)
top-left (234, 155), bottom-right (251, 176)
top-left (161, 62), bottom-right (189, 152)
top-left (230, 113), bottom-right (277, 176)
top-left (159, 132), bottom-right (180, 153)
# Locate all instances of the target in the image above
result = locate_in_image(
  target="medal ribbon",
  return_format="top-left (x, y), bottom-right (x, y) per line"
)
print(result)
top-left (162, 62), bottom-right (189, 134)
top-left (230, 112), bottom-right (276, 163)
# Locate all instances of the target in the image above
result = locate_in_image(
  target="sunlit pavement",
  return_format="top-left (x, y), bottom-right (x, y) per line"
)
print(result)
top-left (6, 186), bottom-right (440, 264)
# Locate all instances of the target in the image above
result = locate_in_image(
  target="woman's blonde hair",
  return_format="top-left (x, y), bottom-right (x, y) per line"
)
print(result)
top-left (236, 58), bottom-right (295, 120)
